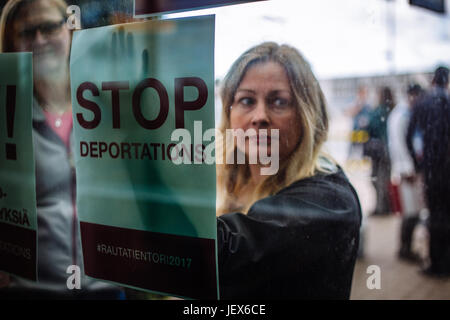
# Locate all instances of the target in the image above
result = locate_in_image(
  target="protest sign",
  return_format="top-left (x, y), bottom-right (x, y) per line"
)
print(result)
top-left (70, 15), bottom-right (218, 299)
top-left (0, 52), bottom-right (37, 281)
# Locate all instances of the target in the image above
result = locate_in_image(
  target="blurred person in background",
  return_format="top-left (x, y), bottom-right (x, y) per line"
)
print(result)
top-left (345, 85), bottom-right (371, 159)
top-left (0, 0), bottom-right (123, 298)
top-left (387, 83), bottom-right (425, 262)
top-left (407, 66), bottom-right (450, 277)
top-left (364, 86), bottom-right (395, 216)
top-left (216, 42), bottom-right (362, 299)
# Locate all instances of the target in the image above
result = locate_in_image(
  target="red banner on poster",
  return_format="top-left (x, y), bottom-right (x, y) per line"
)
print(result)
top-left (134, 0), bottom-right (266, 17)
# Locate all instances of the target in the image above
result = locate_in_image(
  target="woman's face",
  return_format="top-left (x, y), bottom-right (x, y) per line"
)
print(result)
top-left (229, 61), bottom-right (302, 163)
top-left (10, 0), bottom-right (70, 76)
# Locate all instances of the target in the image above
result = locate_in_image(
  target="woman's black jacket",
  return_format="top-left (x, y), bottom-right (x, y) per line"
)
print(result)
top-left (217, 168), bottom-right (362, 299)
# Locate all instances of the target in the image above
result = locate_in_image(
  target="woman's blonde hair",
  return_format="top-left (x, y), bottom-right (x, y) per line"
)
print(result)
top-left (0, 0), bottom-right (68, 52)
top-left (217, 42), bottom-right (332, 215)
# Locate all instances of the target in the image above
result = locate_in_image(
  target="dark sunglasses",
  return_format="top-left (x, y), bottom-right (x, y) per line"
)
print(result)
top-left (18, 19), bottom-right (66, 40)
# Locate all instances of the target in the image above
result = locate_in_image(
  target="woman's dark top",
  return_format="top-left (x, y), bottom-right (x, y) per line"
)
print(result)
top-left (217, 167), bottom-right (362, 299)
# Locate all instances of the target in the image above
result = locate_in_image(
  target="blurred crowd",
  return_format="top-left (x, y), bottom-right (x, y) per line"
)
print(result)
top-left (347, 66), bottom-right (450, 277)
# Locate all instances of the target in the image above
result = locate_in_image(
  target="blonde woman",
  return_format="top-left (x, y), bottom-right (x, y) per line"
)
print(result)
top-left (216, 42), bottom-right (362, 299)
top-left (0, 0), bottom-right (123, 298)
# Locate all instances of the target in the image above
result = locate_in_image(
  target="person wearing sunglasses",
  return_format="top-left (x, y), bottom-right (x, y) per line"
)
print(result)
top-left (0, 0), bottom-right (123, 299)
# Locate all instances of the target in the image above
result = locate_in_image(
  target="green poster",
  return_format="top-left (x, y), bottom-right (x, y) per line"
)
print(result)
top-left (0, 52), bottom-right (37, 281)
top-left (70, 16), bottom-right (218, 299)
